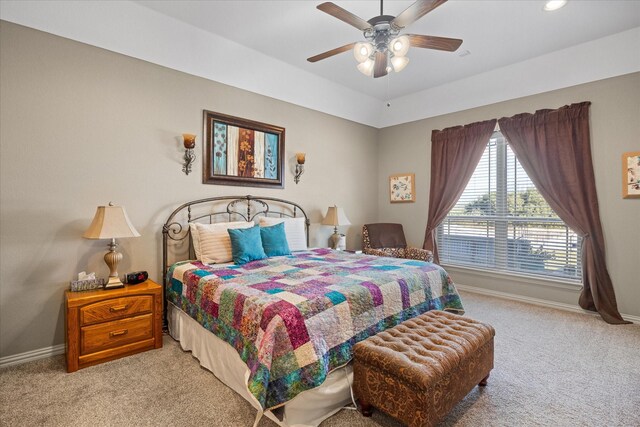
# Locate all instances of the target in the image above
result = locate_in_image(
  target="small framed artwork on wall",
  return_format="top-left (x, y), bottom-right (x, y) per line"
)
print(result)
top-left (389, 173), bottom-right (415, 203)
top-left (203, 110), bottom-right (285, 188)
top-left (623, 151), bottom-right (640, 199)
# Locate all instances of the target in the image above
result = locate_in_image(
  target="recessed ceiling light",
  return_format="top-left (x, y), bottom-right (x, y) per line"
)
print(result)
top-left (543, 0), bottom-right (568, 12)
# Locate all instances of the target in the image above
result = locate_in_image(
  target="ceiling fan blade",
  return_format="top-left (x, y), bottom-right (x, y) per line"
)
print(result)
top-left (373, 51), bottom-right (388, 78)
top-left (307, 42), bottom-right (356, 63)
top-left (317, 2), bottom-right (371, 31)
top-left (407, 34), bottom-right (463, 52)
top-left (391, 0), bottom-right (448, 29)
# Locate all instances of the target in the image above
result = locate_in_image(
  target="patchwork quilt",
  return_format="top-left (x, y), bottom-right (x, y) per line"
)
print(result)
top-left (166, 248), bottom-right (463, 409)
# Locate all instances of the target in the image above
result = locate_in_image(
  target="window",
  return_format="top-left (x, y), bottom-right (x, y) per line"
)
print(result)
top-left (437, 131), bottom-right (581, 281)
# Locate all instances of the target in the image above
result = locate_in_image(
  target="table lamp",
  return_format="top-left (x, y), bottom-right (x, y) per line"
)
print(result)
top-left (321, 206), bottom-right (350, 250)
top-left (83, 202), bottom-right (141, 289)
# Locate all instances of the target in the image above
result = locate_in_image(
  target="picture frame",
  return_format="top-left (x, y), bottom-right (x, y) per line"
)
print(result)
top-left (623, 151), bottom-right (640, 199)
top-left (203, 110), bottom-right (285, 188)
top-left (389, 173), bottom-right (416, 203)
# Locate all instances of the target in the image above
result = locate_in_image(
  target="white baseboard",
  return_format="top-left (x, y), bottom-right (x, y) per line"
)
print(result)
top-left (1, 285), bottom-right (637, 368)
top-left (0, 344), bottom-right (65, 369)
top-left (456, 284), bottom-right (640, 323)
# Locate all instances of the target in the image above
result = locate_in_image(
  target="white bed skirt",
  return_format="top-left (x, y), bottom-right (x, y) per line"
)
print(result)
top-left (167, 303), bottom-right (354, 427)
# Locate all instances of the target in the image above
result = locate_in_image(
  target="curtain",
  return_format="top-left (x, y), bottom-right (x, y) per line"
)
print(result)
top-left (498, 102), bottom-right (628, 324)
top-left (422, 119), bottom-right (497, 263)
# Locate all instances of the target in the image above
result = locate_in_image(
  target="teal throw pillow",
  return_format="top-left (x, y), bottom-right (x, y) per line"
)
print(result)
top-left (260, 222), bottom-right (291, 257)
top-left (227, 225), bottom-right (267, 265)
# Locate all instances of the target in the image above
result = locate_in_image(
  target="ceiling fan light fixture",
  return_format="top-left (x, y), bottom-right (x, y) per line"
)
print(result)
top-left (391, 56), bottom-right (409, 72)
top-left (390, 35), bottom-right (410, 57)
top-left (353, 42), bottom-right (374, 63)
top-left (308, 0), bottom-right (462, 79)
top-left (543, 0), bottom-right (568, 11)
top-left (357, 58), bottom-right (374, 76)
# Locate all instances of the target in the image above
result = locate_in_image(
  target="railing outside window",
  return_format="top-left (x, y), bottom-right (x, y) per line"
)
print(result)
top-left (438, 216), bottom-right (581, 280)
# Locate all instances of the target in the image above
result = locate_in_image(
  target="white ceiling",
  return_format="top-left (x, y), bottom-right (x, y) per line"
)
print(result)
top-left (134, 0), bottom-right (640, 101)
top-left (2, 1), bottom-right (639, 127)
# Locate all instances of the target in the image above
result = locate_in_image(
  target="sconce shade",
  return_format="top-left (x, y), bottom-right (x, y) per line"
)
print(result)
top-left (182, 133), bottom-right (196, 149)
top-left (83, 204), bottom-right (141, 239)
top-left (321, 206), bottom-right (351, 227)
top-left (296, 153), bottom-right (306, 164)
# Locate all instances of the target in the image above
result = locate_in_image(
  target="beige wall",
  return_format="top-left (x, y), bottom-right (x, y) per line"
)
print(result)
top-left (377, 72), bottom-right (640, 318)
top-left (0, 22), bottom-right (378, 357)
top-left (1, 20), bottom-right (638, 360)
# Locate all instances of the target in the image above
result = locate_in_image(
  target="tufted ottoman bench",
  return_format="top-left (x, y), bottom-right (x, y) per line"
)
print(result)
top-left (353, 310), bottom-right (495, 427)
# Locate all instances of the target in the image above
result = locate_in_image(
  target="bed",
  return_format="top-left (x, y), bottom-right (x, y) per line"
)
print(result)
top-left (162, 196), bottom-right (464, 427)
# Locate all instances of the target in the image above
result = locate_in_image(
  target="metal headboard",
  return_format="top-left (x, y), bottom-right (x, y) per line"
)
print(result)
top-left (161, 195), bottom-right (310, 289)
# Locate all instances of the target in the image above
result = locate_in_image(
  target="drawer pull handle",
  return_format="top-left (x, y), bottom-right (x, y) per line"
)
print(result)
top-left (109, 305), bottom-right (128, 312)
top-left (109, 329), bottom-right (128, 337)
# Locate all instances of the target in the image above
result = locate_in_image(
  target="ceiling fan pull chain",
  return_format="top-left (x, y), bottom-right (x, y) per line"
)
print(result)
top-left (386, 68), bottom-right (391, 107)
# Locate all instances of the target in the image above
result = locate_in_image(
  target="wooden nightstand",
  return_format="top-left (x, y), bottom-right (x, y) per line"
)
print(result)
top-left (65, 279), bottom-right (163, 373)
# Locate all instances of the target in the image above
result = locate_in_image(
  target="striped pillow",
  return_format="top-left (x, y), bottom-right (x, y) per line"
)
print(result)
top-left (191, 221), bottom-right (253, 263)
top-left (258, 217), bottom-right (307, 252)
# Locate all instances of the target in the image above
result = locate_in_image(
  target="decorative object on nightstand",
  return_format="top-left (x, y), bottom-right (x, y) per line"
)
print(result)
top-left (124, 271), bottom-right (149, 285)
top-left (65, 279), bottom-right (163, 372)
top-left (321, 205), bottom-right (350, 250)
top-left (83, 203), bottom-right (141, 289)
top-left (294, 152), bottom-right (305, 184)
top-left (70, 271), bottom-right (106, 292)
top-left (182, 133), bottom-right (196, 175)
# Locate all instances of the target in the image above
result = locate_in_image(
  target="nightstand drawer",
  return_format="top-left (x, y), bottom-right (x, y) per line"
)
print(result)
top-left (80, 314), bottom-right (153, 355)
top-left (80, 295), bottom-right (153, 326)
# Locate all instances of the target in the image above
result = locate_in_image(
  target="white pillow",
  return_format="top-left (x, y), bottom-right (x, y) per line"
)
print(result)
top-left (259, 217), bottom-right (307, 252)
top-left (190, 221), bottom-right (253, 263)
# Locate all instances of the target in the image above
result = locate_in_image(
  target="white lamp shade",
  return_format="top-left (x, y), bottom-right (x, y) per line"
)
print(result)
top-left (390, 35), bottom-right (410, 57)
top-left (353, 42), bottom-right (373, 63)
top-left (83, 204), bottom-right (141, 239)
top-left (321, 206), bottom-right (351, 227)
top-left (391, 56), bottom-right (410, 72)
top-left (357, 59), bottom-right (374, 76)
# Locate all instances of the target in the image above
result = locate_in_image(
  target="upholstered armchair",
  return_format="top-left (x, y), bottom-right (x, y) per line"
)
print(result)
top-left (362, 223), bottom-right (434, 262)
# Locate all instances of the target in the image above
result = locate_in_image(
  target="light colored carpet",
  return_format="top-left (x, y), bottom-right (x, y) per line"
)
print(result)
top-left (1, 290), bottom-right (639, 426)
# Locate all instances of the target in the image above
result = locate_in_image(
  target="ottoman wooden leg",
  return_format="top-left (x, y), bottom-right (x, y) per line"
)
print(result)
top-left (479, 373), bottom-right (490, 387)
top-left (360, 401), bottom-right (373, 417)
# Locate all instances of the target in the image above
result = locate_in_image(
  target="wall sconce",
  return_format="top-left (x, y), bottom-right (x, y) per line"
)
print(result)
top-left (182, 133), bottom-right (196, 175)
top-left (294, 152), bottom-right (305, 184)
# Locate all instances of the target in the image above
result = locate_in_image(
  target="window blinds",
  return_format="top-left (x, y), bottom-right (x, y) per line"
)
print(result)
top-left (437, 132), bottom-right (581, 281)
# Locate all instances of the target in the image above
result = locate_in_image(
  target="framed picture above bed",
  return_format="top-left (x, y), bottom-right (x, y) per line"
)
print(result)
top-left (203, 110), bottom-right (285, 188)
top-left (623, 151), bottom-right (640, 199)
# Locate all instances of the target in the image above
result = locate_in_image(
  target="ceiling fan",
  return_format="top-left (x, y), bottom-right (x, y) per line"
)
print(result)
top-left (307, 0), bottom-right (462, 78)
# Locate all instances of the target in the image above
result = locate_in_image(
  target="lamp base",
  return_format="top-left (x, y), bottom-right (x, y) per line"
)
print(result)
top-left (329, 232), bottom-right (340, 250)
top-left (104, 276), bottom-right (125, 289)
top-left (103, 238), bottom-right (125, 289)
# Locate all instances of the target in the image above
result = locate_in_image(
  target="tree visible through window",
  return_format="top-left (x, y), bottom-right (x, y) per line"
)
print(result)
top-left (437, 131), bottom-right (582, 281)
